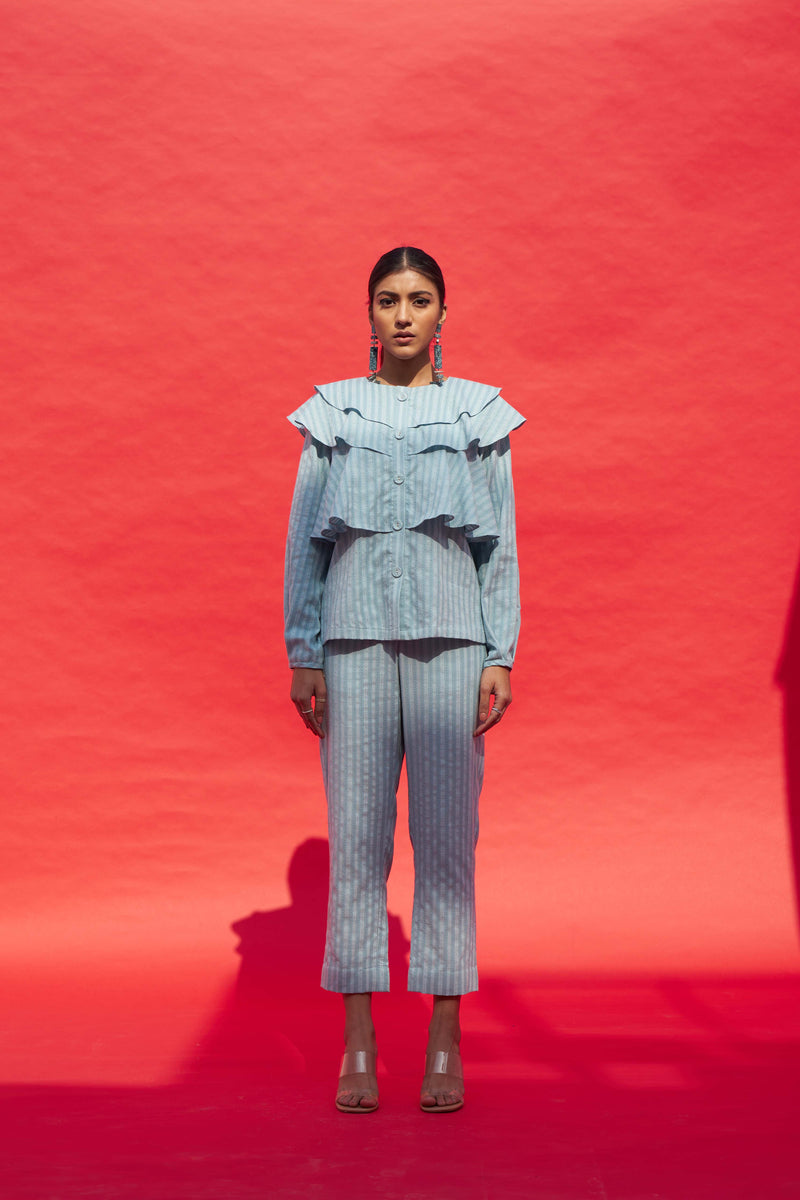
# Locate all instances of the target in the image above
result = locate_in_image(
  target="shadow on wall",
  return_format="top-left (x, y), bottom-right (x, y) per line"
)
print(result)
top-left (179, 837), bottom-right (426, 1083)
top-left (776, 549), bottom-right (800, 942)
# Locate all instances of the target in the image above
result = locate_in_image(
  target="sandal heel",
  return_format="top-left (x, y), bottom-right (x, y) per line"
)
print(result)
top-left (420, 1046), bottom-right (464, 1114)
top-left (336, 1049), bottom-right (379, 1114)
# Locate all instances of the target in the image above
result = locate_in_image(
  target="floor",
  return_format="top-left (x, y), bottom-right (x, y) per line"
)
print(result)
top-left (4, 972), bottom-right (799, 1199)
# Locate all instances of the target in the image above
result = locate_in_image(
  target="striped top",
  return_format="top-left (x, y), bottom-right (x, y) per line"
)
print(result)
top-left (284, 376), bottom-right (525, 670)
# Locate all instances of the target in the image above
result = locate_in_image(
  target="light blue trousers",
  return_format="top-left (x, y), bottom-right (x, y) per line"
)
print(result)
top-left (319, 638), bottom-right (485, 995)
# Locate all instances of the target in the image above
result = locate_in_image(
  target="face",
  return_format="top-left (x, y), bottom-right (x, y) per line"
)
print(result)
top-left (369, 269), bottom-right (446, 366)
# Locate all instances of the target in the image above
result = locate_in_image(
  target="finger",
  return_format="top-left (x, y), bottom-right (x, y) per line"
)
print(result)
top-left (474, 710), bottom-right (493, 736)
top-left (294, 698), bottom-right (315, 729)
top-left (307, 716), bottom-right (325, 738)
top-left (298, 695), bottom-right (326, 739)
top-left (297, 714), bottom-right (324, 738)
top-left (311, 692), bottom-right (327, 737)
top-left (474, 705), bottom-right (506, 738)
top-left (477, 682), bottom-right (493, 725)
top-left (293, 699), bottom-right (312, 717)
top-left (307, 702), bottom-right (326, 738)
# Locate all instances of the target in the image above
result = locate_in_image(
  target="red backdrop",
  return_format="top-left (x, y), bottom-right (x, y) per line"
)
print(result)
top-left (3, 0), bottom-right (799, 1086)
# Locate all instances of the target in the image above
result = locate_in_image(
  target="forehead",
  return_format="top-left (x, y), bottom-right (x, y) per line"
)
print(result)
top-left (373, 269), bottom-right (437, 296)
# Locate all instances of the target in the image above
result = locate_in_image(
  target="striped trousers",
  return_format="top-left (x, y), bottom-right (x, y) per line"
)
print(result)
top-left (319, 638), bottom-right (486, 995)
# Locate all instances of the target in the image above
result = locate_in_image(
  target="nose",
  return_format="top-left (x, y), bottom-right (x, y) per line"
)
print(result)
top-left (395, 301), bottom-right (412, 327)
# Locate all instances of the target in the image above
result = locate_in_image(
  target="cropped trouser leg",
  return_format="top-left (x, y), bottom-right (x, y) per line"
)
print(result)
top-left (320, 638), bottom-right (485, 995)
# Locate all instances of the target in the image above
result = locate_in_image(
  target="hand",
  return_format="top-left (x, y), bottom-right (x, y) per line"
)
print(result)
top-left (474, 666), bottom-right (512, 737)
top-left (290, 668), bottom-right (327, 738)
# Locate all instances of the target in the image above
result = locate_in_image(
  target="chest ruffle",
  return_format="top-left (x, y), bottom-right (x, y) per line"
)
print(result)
top-left (287, 377), bottom-right (524, 542)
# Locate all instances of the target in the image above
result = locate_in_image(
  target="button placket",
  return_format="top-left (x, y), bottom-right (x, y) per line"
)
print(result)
top-left (389, 395), bottom-right (408, 593)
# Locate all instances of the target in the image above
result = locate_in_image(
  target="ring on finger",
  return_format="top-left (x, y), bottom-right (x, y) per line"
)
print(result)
top-left (300, 708), bottom-right (313, 714)
top-left (491, 706), bottom-right (503, 719)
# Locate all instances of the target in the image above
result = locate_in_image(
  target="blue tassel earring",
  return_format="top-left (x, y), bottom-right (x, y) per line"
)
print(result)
top-left (368, 324), bottom-right (379, 380)
top-left (433, 322), bottom-right (444, 385)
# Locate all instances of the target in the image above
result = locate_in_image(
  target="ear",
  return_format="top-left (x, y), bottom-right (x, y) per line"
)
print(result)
top-left (438, 306), bottom-right (447, 327)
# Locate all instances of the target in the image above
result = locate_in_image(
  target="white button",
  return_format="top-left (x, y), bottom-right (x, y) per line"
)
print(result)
top-left (393, 475), bottom-right (405, 484)
top-left (392, 519), bottom-right (402, 530)
top-left (391, 566), bottom-right (403, 578)
top-left (395, 429), bottom-right (405, 440)
top-left (397, 390), bottom-right (408, 402)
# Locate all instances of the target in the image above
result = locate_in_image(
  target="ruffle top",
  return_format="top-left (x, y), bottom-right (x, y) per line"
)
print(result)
top-left (287, 377), bottom-right (525, 542)
top-left (284, 377), bottom-right (524, 670)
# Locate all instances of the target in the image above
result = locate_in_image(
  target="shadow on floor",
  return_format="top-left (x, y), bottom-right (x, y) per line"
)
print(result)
top-left (178, 837), bottom-right (428, 1085)
top-left (3, 839), bottom-right (799, 1199)
top-left (2, 971), bottom-right (799, 1200)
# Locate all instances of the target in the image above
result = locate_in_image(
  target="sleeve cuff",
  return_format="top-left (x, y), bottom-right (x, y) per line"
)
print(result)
top-left (482, 653), bottom-right (514, 670)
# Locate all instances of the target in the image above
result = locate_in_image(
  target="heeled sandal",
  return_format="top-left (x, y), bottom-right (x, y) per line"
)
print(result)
top-left (420, 1047), bottom-right (464, 1113)
top-left (335, 1049), bottom-right (379, 1113)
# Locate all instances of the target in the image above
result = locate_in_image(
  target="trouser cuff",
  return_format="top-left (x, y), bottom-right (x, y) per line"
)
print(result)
top-left (407, 966), bottom-right (479, 995)
top-left (321, 963), bottom-right (391, 993)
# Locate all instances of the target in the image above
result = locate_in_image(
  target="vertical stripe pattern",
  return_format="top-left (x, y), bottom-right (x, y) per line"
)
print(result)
top-left (284, 377), bottom-right (524, 672)
top-left (320, 637), bottom-right (485, 995)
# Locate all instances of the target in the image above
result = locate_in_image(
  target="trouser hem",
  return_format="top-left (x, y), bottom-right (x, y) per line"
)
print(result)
top-left (321, 965), bottom-right (391, 993)
top-left (407, 968), bottom-right (479, 996)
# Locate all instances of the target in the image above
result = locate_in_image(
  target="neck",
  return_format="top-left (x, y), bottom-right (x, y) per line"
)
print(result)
top-left (375, 352), bottom-right (435, 388)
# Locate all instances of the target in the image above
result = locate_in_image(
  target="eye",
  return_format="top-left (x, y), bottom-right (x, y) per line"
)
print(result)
top-left (377, 297), bottom-right (394, 307)
top-left (414, 297), bottom-right (431, 307)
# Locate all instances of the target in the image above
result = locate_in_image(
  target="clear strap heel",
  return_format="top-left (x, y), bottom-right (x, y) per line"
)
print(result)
top-left (340, 1050), bottom-right (372, 1075)
top-left (336, 1049), bottom-right (379, 1114)
top-left (420, 1046), bottom-right (464, 1113)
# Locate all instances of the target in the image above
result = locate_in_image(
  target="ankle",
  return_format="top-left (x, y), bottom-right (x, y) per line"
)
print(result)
top-left (342, 991), bottom-right (376, 1051)
top-left (426, 1022), bottom-right (461, 1050)
top-left (428, 996), bottom-right (461, 1040)
top-left (343, 1024), bottom-right (377, 1053)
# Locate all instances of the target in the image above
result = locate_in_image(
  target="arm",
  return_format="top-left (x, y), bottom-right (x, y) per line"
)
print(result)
top-left (284, 432), bottom-right (334, 735)
top-left (470, 436), bottom-right (521, 735)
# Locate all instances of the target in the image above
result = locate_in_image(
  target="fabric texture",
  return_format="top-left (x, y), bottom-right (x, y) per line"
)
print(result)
top-left (320, 638), bottom-right (485, 994)
top-left (284, 377), bottom-right (525, 670)
top-left (284, 376), bottom-right (524, 994)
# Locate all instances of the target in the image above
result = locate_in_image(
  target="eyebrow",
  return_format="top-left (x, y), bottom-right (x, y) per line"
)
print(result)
top-left (376, 289), bottom-right (434, 298)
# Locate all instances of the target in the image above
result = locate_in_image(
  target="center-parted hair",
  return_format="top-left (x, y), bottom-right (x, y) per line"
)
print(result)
top-left (368, 247), bottom-right (446, 308)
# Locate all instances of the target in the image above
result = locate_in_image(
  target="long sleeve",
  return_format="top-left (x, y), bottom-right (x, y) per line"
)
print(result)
top-left (284, 377), bottom-right (524, 663)
top-left (284, 432), bottom-right (335, 669)
top-left (469, 436), bottom-right (521, 670)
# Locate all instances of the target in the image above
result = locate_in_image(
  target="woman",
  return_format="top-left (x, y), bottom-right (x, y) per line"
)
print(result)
top-left (284, 247), bottom-right (523, 1113)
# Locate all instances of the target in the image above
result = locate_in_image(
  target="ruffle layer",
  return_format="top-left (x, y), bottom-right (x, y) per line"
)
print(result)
top-left (287, 377), bottom-right (524, 542)
top-left (288, 377), bottom-right (524, 454)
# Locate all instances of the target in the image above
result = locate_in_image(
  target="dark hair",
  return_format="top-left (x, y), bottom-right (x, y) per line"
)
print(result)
top-left (367, 246), bottom-right (446, 308)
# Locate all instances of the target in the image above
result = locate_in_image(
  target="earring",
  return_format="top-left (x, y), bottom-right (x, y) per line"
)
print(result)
top-left (368, 324), bottom-right (379, 380)
top-left (433, 322), bottom-right (444, 385)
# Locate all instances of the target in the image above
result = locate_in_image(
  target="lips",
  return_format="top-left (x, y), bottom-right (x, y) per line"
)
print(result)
top-left (394, 333), bottom-right (414, 342)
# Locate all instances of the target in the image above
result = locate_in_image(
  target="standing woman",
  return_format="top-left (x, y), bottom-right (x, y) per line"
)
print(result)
top-left (284, 247), bottom-right (524, 1113)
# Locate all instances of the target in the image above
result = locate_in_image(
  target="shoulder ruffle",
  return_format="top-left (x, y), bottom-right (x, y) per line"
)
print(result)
top-left (287, 378), bottom-right (524, 541)
top-left (287, 377), bottom-right (525, 453)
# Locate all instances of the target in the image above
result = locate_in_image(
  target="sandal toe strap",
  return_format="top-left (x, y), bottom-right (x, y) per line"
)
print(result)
top-left (340, 1050), bottom-right (374, 1076)
top-left (426, 1049), bottom-right (463, 1078)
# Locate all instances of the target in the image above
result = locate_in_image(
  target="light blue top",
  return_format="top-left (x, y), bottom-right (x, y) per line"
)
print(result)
top-left (284, 376), bottom-right (525, 670)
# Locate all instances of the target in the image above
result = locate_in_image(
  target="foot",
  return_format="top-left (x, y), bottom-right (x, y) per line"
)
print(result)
top-left (420, 1041), bottom-right (464, 1112)
top-left (336, 1049), bottom-right (379, 1113)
